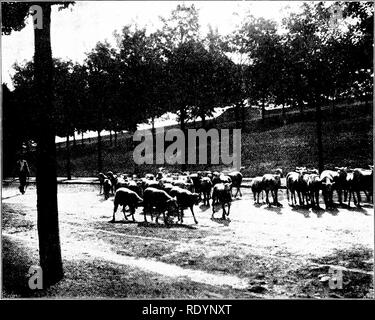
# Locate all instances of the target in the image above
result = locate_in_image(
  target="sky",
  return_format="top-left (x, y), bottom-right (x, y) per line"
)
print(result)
top-left (1, 1), bottom-right (303, 87)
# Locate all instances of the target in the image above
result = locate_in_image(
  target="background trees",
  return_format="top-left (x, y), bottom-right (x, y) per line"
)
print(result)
top-left (4, 2), bottom-right (374, 175)
top-left (84, 41), bottom-right (120, 172)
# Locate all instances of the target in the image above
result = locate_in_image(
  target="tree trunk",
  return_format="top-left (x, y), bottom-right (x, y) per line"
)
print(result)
top-left (261, 98), bottom-right (266, 120)
top-left (151, 117), bottom-right (156, 136)
top-left (109, 130), bottom-right (112, 146)
top-left (200, 113), bottom-right (206, 129)
top-left (72, 132), bottom-right (76, 148)
top-left (331, 88), bottom-right (337, 112)
top-left (151, 116), bottom-right (156, 154)
top-left (81, 132), bottom-right (84, 145)
top-left (180, 107), bottom-right (186, 133)
top-left (114, 131), bottom-right (117, 146)
top-left (299, 99), bottom-right (304, 115)
top-left (34, 3), bottom-right (63, 287)
top-left (315, 101), bottom-right (324, 173)
top-left (66, 134), bottom-right (71, 180)
top-left (241, 102), bottom-right (245, 129)
top-left (180, 107), bottom-right (187, 172)
top-left (282, 104), bottom-right (286, 125)
top-left (97, 130), bottom-right (103, 173)
top-left (234, 103), bottom-right (240, 128)
top-left (26, 140), bottom-right (31, 154)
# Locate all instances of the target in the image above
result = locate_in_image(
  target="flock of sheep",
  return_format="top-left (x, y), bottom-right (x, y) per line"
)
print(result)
top-left (97, 165), bottom-right (373, 225)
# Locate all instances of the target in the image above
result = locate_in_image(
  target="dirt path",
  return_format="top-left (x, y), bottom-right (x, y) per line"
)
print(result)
top-left (2, 184), bottom-right (374, 298)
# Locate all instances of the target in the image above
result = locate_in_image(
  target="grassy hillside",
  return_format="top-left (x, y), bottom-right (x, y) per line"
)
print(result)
top-left (241, 115), bottom-right (372, 177)
top-left (22, 102), bottom-right (373, 178)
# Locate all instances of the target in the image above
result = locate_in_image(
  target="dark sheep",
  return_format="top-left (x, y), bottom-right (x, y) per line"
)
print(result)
top-left (171, 179), bottom-right (194, 192)
top-left (200, 177), bottom-right (213, 206)
top-left (251, 176), bottom-right (264, 204)
top-left (333, 167), bottom-right (348, 205)
top-left (320, 170), bottom-right (336, 210)
top-left (106, 171), bottom-right (118, 194)
top-left (211, 183), bottom-right (232, 219)
top-left (141, 179), bottom-right (163, 191)
top-left (126, 180), bottom-right (143, 197)
top-left (212, 173), bottom-right (232, 187)
top-left (346, 172), bottom-right (356, 206)
top-left (351, 167), bottom-right (373, 206)
top-left (98, 172), bottom-right (107, 194)
top-left (112, 187), bottom-right (143, 222)
top-left (169, 187), bottom-right (200, 224)
top-left (189, 172), bottom-right (202, 195)
top-left (162, 183), bottom-right (175, 195)
top-left (227, 171), bottom-right (243, 198)
top-left (114, 176), bottom-right (128, 191)
top-left (103, 178), bottom-right (112, 200)
top-left (142, 187), bottom-right (179, 225)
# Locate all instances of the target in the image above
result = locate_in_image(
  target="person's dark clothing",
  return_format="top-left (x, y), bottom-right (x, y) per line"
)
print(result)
top-left (16, 160), bottom-right (30, 194)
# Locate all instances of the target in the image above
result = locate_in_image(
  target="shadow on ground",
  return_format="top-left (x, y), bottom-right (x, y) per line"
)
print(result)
top-left (290, 245), bottom-right (374, 298)
top-left (137, 221), bottom-right (197, 230)
top-left (2, 237), bottom-right (40, 297)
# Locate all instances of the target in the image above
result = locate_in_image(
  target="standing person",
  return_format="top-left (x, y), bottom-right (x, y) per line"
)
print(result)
top-left (16, 156), bottom-right (30, 194)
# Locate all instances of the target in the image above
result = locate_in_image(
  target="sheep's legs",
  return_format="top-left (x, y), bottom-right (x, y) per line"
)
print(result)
top-left (190, 207), bottom-right (198, 224)
top-left (179, 208), bottom-right (184, 223)
top-left (143, 205), bottom-right (149, 223)
top-left (221, 204), bottom-right (226, 219)
top-left (112, 203), bottom-right (118, 222)
top-left (265, 190), bottom-right (270, 206)
top-left (122, 206), bottom-right (128, 221)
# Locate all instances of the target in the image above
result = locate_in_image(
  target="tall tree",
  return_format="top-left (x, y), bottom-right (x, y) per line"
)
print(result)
top-left (85, 41), bottom-right (119, 172)
top-left (54, 59), bottom-right (75, 179)
top-left (239, 16), bottom-right (282, 120)
top-left (225, 13), bottom-right (253, 128)
top-left (2, 1), bottom-right (73, 287)
top-left (160, 3), bottom-right (200, 132)
top-left (115, 26), bottom-right (167, 135)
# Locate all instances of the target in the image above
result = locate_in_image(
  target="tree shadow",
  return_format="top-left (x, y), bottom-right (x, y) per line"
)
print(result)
top-left (2, 237), bottom-right (44, 298)
top-left (210, 217), bottom-right (231, 226)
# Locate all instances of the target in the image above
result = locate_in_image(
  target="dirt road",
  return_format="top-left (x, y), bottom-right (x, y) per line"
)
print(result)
top-left (2, 183), bottom-right (374, 298)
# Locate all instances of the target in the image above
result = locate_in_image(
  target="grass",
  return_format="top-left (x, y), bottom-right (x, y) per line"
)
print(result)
top-left (159, 246), bottom-right (373, 299)
top-left (291, 246), bottom-right (374, 298)
top-left (22, 102), bottom-right (373, 177)
top-left (1, 236), bottom-right (253, 298)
